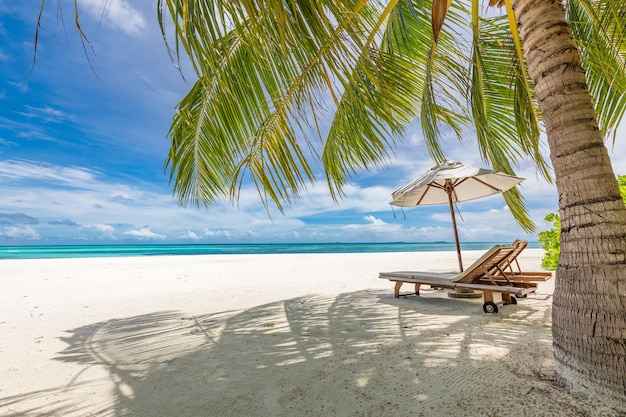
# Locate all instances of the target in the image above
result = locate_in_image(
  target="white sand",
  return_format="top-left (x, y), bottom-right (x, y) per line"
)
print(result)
top-left (0, 250), bottom-right (623, 416)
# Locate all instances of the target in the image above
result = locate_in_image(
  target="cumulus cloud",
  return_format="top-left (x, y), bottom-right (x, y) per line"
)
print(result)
top-left (0, 226), bottom-right (40, 240)
top-left (330, 216), bottom-right (403, 239)
top-left (203, 229), bottom-right (234, 239)
top-left (363, 215), bottom-right (386, 225)
top-left (84, 224), bottom-right (115, 234)
top-left (124, 227), bottom-right (165, 240)
top-left (179, 231), bottom-right (200, 240)
top-left (78, 0), bottom-right (147, 35)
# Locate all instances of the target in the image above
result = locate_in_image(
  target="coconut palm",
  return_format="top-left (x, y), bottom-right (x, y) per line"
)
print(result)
top-left (155, 0), bottom-right (626, 401)
top-left (509, 1), bottom-right (626, 401)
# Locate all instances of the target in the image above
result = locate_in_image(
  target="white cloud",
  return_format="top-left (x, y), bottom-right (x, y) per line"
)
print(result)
top-left (363, 215), bottom-right (386, 225)
top-left (0, 159), bottom-right (100, 188)
top-left (84, 224), bottom-right (115, 234)
top-left (202, 229), bottom-right (233, 239)
top-left (8, 81), bottom-right (29, 94)
top-left (0, 154), bottom-right (552, 244)
top-left (0, 226), bottom-right (40, 240)
top-left (111, 194), bottom-right (135, 203)
top-left (124, 227), bottom-right (165, 240)
top-left (18, 105), bottom-right (74, 123)
top-left (180, 231), bottom-right (201, 240)
top-left (275, 182), bottom-right (395, 218)
top-left (78, 0), bottom-right (146, 35)
top-left (430, 212), bottom-right (455, 223)
top-left (325, 216), bottom-right (404, 238)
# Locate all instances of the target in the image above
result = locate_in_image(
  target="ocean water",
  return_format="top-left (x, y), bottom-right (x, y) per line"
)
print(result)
top-left (0, 241), bottom-right (540, 260)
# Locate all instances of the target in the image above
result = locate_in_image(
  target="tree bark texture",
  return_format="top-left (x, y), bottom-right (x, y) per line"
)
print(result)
top-left (512, 0), bottom-right (626, 403)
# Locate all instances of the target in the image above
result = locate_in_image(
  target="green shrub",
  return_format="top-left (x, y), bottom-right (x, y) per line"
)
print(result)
top-left (538, 175), bottom-right (626, 270)
top-left (538, 212), bottom-right (560, 270)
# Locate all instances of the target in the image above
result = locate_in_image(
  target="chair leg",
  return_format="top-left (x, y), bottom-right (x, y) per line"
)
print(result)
top-left (394, 281), bottom-right (403, 298)
top-left (502, 293), bottom-right (512, 304)
top-left (482, 290), bottom-right (499, 314)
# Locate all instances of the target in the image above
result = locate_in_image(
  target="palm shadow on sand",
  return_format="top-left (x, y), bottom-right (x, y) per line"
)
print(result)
top-left (3, 288), bottom-right (615, 417)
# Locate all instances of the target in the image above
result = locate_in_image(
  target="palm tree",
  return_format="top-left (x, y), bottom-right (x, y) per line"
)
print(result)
top-left (156, 0), bottom-right (626, 401)
top-left (39, 0), bottom-right (626, 402)
top-left (512, 0), bottom-right (626, 401)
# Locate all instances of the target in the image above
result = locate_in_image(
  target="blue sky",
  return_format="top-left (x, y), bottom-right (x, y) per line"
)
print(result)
top-left (1, 1), bottom-right (624, 245)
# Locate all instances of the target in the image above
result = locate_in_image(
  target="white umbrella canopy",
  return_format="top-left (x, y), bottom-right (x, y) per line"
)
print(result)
top-left (390, 160), bottom-right (524, 272)
top-left (391, 160), bottom-right (525, 207)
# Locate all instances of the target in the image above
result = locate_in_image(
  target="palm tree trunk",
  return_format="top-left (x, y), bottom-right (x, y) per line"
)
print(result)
top-left (512, 0), bottom-right (626, 402)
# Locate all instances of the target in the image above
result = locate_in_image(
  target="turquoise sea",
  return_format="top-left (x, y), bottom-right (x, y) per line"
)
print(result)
top-left (0, 241), bottom-right (540, 260)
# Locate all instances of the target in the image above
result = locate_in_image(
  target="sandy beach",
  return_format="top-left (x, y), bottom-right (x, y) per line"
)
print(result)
top-left (1, 250), bottom-right (624, 417)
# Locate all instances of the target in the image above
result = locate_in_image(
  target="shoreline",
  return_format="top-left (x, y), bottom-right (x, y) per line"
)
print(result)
top-left (1, 250), bottom-right (623, 416)
top-left (0, 241), bottom-right (542, 260)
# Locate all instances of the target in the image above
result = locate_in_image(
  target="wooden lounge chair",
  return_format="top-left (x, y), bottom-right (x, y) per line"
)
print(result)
top-left (500, 239), bottom-right (528, 273)
top-left (379, 244), bottom-right (540, 313)
top-left (462, 240), bottom-right (553, 302)
top-left (497, 239), bottom-right (553, 283)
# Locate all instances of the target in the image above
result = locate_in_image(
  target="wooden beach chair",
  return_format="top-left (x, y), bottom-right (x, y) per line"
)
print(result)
top-left (484, 240), bottom-right (552, 300)
top-left (497, 239), bottom-right (553, 283)
top-left (379, 244), bottom-right (541, 314)
top-left (499, 239), bottom-right (528, 273)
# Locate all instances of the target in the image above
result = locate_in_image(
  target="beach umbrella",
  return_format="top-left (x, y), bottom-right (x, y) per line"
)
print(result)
top-left (390, 160), bottom-right (524, 272)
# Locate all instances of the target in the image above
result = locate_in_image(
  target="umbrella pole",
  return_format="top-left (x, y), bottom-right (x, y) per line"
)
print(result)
top-left (445, 183), bottom-right (480, 299)
top-left (446, 183), bottom-right (464, 272)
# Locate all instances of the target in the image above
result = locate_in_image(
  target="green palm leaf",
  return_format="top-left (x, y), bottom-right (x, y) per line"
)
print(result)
top-left (162, 0), bottom-right (377, 210)
top-left (37, 0), bottom-right (626, 232)
top-left (154, 0), bottom-right (625, 232)
top-left (470, 15), bottom-right (546, 171)
top-left (568, 0), bottom-right (626, 142)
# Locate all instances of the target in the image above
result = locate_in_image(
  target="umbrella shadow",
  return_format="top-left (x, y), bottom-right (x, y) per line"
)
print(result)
top-left (0, 289), bottom-right (617, 417)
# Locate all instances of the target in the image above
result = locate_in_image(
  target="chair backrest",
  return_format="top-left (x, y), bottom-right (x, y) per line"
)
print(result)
top-left (499, 239), bottom-right (528, 273)
top-left (453, 244), bottom-right (515, 283)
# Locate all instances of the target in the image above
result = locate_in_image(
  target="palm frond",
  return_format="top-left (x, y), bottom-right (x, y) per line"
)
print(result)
top-left (468, 14), bottom-right (551, 231)
top-left (158, 0), bottom-right (622, 233)
top-left (165, 76), bottom-right (233, 208)
top-left (393, 1), bottom-right (469, 162)
top-left (322, 1), bottom-right (437, 197)
top-left (161, 0), bottom-right (384, 210)
top-left (502, 187), bottom-right (535, 233)
top-left (568, 0), bottom-right (626, 143)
